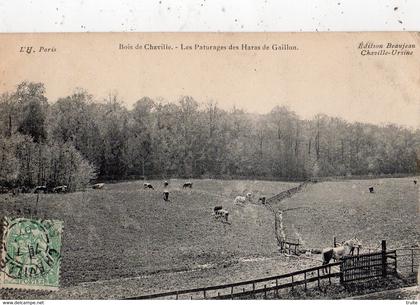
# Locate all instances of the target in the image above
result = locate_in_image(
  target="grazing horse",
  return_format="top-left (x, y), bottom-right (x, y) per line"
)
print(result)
top-left (53, 185), bottom-right (68, 193)
top-left (33, 185), bottom-right (48, 194)
top-left (183, 182), bottom-right (193, 188)
top-left (213, 206), bottom-right (223, 213)
top-left (92, 183), bottom-right (105, 190)
top-left (215, 209), bottom-right (229, 222)
top-left (234, 193), bottom-right (252, 205)
top-left (163, 190), bottom-right (169, 201)
top-left (234, 196), bottom-right (246, 205)
top-left (322, 238), bottom-right (362, 269)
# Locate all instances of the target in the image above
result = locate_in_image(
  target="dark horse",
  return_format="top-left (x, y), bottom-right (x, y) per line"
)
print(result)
top-left (183, 182), bottom-right (193, 188)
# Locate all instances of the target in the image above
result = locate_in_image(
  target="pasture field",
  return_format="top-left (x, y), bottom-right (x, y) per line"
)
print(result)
top-left (0, 179), bottom-right (298, 298)
top-left (277, 177), bottom-right (419, 251)
top-left (0, 177), bottom-right (417, 299)
top-left (103, 178), bottom-right (300, 200)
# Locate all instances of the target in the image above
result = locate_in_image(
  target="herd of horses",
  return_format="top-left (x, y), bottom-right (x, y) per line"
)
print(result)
top-left (143, 181), bottom-right (193, 190)
top-left (234, 192), bottom-right (267, 205)
top-left (9, 178), bottom-right (368, 270)
top-left (141, 181), bottom-right (193, 201)
top-left (215, 192), bottom-right (268, 223)
top-left (92, 181), bottom-right (373, 270)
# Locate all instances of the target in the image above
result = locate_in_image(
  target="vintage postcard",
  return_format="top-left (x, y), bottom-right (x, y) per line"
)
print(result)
top-left (0, 32), bottom-right (418, 300)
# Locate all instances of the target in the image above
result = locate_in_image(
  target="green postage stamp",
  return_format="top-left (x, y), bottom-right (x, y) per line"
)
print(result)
top-left (0, 217), bottom-right (63, 291)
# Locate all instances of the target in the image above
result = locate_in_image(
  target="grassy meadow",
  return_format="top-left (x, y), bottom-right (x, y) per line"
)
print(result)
top-left (277, 177), bottom-right (419, 250)
top-left (0, 177), bottom-right (417, 299)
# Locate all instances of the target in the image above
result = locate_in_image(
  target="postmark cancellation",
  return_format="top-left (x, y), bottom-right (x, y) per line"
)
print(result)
top-left (0, 217), bottom-right (63, 291)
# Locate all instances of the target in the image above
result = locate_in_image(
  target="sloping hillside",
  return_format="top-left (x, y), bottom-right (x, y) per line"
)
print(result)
top-left (278, 177), bottom-right (419, 250)
top-left (0, 179), bottom-right (298, 289)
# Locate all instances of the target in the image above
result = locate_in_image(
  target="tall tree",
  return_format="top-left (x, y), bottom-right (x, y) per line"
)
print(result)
top-left (13, 82), bottom-right (48, 143)
top-left (48, 89), bottom-right (102, 167)
top-left (127, 97), bottom-right (155, 177)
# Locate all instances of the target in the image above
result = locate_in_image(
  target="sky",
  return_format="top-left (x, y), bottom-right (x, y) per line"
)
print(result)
top-left (0, 32), bottom-right (419, 128)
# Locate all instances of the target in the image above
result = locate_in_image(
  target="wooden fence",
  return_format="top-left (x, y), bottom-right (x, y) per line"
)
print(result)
top-left (279, 237), bottom-right (300, 255)
top-left (268, 182), bottom-right (310, 254)
top-left (333, 237), bottom-right (419, 276)
top-left (126, 240), bottom-right (398, 300)
top-left (126, 262), bottom-right (341, 300)
top-left (340, 250), bottom-right (397, 283)
top-left (395, 248), bottom-right (419, 275)
top-left (338, 240), bottom-right (397, 283)
top-left (266, 182), bottom-right (308, 204)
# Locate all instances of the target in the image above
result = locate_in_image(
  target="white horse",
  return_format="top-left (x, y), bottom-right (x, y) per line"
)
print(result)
top-left (345, 237), bottom-right (362, 256)
top-left (322, 237), bottom-right (362, 266)
top-left (234, 196), bottom-right (246, 205)
top-left (234, 193), bottom-right (252, 205)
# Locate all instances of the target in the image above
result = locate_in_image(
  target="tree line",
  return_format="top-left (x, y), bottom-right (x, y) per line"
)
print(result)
top-left (0, 81), bottom-right (418, 190)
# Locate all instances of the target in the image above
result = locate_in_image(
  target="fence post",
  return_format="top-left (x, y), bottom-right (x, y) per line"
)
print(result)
top-left (252, 282), bottom-right (255, 299)
top-left (328, 265), bottom-right (332, 285)
top-left (176, 291), bottom-right (178, 300)
top-left (394, 251), bottom-right (397, 271)
top-left (264, 285), bottom-right (267, 299)
top-left (276, 278), bottom-right (279, 297)
top-left (411, 249), bottom-right (414, 273)
top-left (381, 240), bottom-right (387, 278)
top-left (203, 289), bottom-right (206, 299)
top-left (334, 236), bottom-right (337, 247)
top-left (231, 286), bottom-right (233, 299)
top-left (291, 275), bottom-right (294, 291)
top-left (304, 272), bottom-right (307, 291)
top-left (317, 269), bottom-right (321, 289)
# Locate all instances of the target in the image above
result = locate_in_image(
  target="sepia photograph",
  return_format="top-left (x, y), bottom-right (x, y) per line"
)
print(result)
top-left (0, 32), bottom-right (419, 300)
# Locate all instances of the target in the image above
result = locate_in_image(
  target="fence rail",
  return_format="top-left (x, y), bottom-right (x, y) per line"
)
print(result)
top-left (126, 262), bottom-right (341, 300)
top-left (340, 240), bottom-right (395, 283)
top-left (268, 182), bottom-right (310, 254)
top-left (279, 238), bottom-right (300, 255)
top-left (332, 237), bottom-right (419, 276)
top-left (212, 272), bottom-right (341, 299)
top-left (127, 240), bottom-right (400, 300)
top-left (395, 248), bottom-right (419, 274)
top-left (266, 182), bottom-right (309, 204)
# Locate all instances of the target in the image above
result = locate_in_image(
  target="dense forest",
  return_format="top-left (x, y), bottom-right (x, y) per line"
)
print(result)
top-left (0, 82), bottom-right (418, 190)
